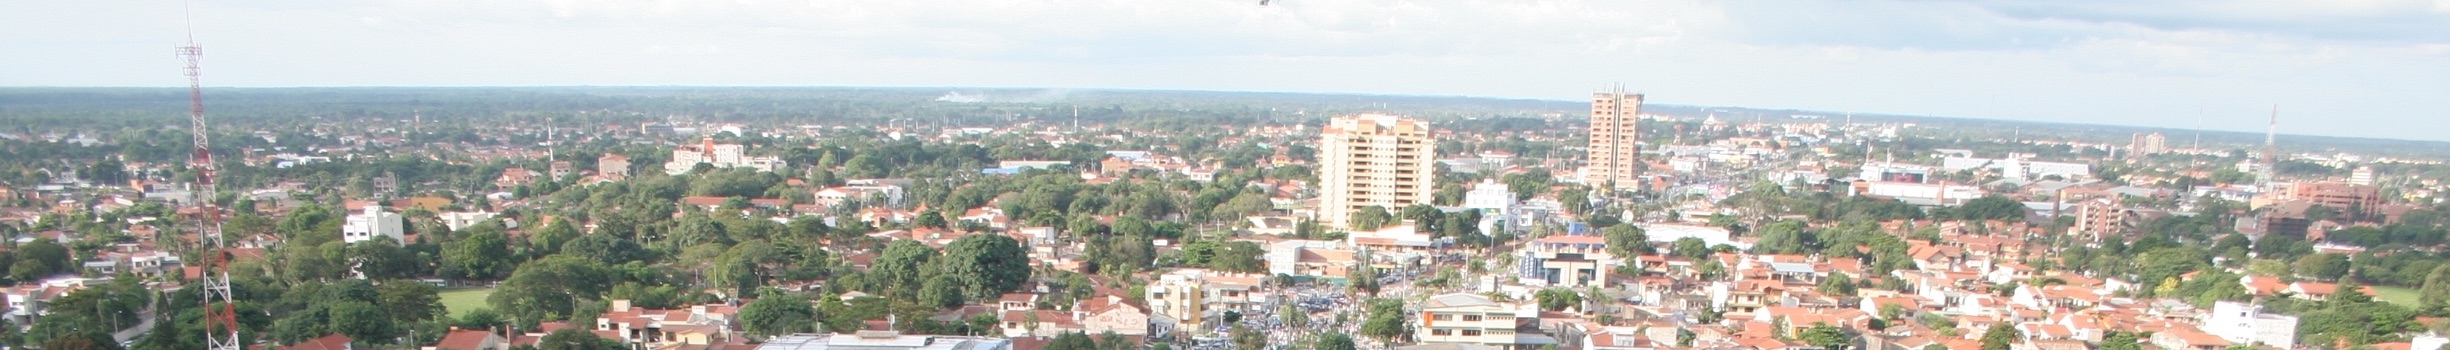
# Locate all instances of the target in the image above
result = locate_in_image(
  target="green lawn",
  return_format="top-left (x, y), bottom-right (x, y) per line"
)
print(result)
top-left (2372, 285), bottom-right (2420, 307)
top-left (439, 288), bottom-right (495, 319)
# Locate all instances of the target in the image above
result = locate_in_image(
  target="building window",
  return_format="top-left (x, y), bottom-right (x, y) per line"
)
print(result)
top-left (1462, 315), bottom-right (1483, 322)
top-left (1432, 329), bottom-right (1451, 336)
top-left (1433, 314), bottom-right (1454, 321)
top-left (1462, 330), bottom-right (1482, 336)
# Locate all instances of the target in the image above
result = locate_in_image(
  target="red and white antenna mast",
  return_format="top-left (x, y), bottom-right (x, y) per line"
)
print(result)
top-left (179, 1), bottom-right (242, 349)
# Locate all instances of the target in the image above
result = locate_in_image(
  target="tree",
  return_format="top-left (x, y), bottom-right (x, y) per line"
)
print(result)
top-left (2421, 264), bottom-right (2450, 312)
top-left (560, 233), bottom-right (646, 264)
top-left (1752, 220), bottom-right (1812, 254)
top-left (1602, 224), bottom-right (1650, 257)
top-left (2099, 331), bottom-right (2145, 350)
top-left (939, 234), bottom-right (1032, 300)
top-left (10, 238), bottom-right (70, 281)
top-left (738, 294), bottom-right (817, 339)
top-left (1954, 196), bottom-right (2029, 222)
top-left (1820, 272), bottom-right (1858, 297)
top-left (1671, 237), bottom-right (1712, 260)
top-left (1979, 322), bottom-right (2018, 350)
top-left (457, 308), bottom-right (506, 330)
top-left (1800, 322), bottom-right (1851, 350)
top-left (1534, 289), bottom-right (1582, 311)
top-left (1232, 324), bottom-right (1266, 350)
top-left (1351, 206), bottom-right (1394, 231)
top-left (1043, 332), bottom-right (1096, 350)
top-left (536, 327), bottom-right (625, 350)
top-left (2293, 253), bottom-right (2351, 281)
top-left (327, 301), bottom-right (398, 343)
top-left (871, 240), bottom-right (938, 296)
top-left (528, 218), bottom-right (581, 255)
top-left (1317, 333), bottom-right (1358, 350)
top-left (39, 331), bottom-right (117, 350)
top-left (1358, 298), bottom-right (1411, 346)
top-left (375, 281), bottom-right (445, 324)
top-left (441, 230), bottom-right (514, 280)
top-left (488, 256), bottom-right (615, 326)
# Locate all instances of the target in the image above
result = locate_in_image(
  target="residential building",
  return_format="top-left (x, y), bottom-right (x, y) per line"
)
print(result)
top-left (1417, 293), bottom-right (1554, 348)
top-left (2284, 181), bottom-right (2382, 213)
top-left (1526, 234), bottom-right (1610, 288)
top-left (755, 332), bottom-right (1011, 350)
top-left (1076, 294), bottom-right (1152, 336)
top-left (1144, 268), bottom-right (1265, 332)
top-left (665, 136), bottom-right (786, 175)
top-left (1317, 114), bottom-right (1435, 228)
top-left (429, 329), bottom-right (507, 350)
top-left (2349, 166), bottom-right (2376, 186)
top-left (279, 334), bottom-right (355, 350)
top-left (2202, 301), bottom-right (2296, 348)
top-left (2129, 132), bottom-right (2165, 158)
top-left (599, 153), bottom-right (632, 180)
top-left (438, 211), bottom-right (498, 231)
top-left (1588, 92), bottom-right (1642, 190)
top-left (1266, 240), bottom-right (1353, 277)
top-left (594, 299), bottom-right (739, 348)
top-left (342, 204), bottom-right (405, 244)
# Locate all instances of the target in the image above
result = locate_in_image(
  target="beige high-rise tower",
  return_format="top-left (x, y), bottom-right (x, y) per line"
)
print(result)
top-left (1318, 113), bottom-right (1436, 228)
top-left (1589, 91), bottom-right (1643, 190)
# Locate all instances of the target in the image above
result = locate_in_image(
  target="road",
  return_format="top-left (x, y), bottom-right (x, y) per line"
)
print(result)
top-left (112, 293), bottom-right (159, 345)
top-left (112, 310), bottom-right (155, 344)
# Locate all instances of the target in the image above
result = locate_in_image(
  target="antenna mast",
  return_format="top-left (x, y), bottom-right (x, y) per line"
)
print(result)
top-left (2260, 105), bottom-right (2279, 187)
top-left (180, 2), bottom-right (244, 349)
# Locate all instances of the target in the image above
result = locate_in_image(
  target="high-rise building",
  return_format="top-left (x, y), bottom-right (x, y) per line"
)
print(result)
top-left (2349, 166), bottom-right (2375, 186)
top-left (1589, 91), bottom-right (1642, 190)
top-left (2129, 132), bottom-right (2166, 158)
top-left (1317, 114), bottom-right (1436, 228)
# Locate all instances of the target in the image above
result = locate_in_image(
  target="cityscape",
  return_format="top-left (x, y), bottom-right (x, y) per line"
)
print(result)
top-left (5, 2), bottom-right (2450, 350)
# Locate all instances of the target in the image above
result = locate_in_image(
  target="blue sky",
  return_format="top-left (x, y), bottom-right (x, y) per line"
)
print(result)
top-left (4, 0), bottom-right (2447, 140)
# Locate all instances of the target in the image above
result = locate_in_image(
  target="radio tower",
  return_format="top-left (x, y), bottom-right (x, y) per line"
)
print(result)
top-left (180, 5), bottom-right (244, 349)
top-left (2259, 105), bottom-right (2279, 187)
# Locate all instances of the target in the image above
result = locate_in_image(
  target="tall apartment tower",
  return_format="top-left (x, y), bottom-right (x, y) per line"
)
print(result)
top-left (1589, 90), bottom-right (1643, 190)
top-left (2129, 132), bottom-right (2166, 159)
top-left (1318, 114), bottom-right (1436, 228)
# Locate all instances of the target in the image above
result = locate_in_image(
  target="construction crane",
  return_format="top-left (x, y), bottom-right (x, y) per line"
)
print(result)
top-left (179, 4), bottom-right (243, 349)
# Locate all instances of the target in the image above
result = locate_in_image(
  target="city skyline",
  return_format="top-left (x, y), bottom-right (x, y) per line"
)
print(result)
top-left (3, 1), bottom-right (2446, 140)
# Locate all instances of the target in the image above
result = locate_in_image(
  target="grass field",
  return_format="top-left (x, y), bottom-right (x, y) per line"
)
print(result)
top-left (439, 288), bottom-right (495, 319)
top-left (2373, 285), bottom-right (2420, 306)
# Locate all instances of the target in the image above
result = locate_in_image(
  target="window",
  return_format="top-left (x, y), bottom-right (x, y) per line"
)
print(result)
top-left (1432, 329), bottom-right (1452, 336)
top-left (1462, 315), bottom-right (1483, 321)
top-left (1433, 314), bottom-right (1455, 321)
top-left (1462, 330), bottom-right (1482, 336)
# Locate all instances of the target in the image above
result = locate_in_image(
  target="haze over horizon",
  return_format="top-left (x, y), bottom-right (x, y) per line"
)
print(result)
top-left (5, 0), bottom-right (2446, 141)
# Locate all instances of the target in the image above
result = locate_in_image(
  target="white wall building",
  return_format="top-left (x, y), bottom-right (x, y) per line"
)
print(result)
top-left (2204, 301), bottom-right (2297, 348)
top-left (665, 136), bottom-right (786, 175)
top-left (438, 211), bottom-right (497, 231)
top-left (343, 204), bottom-right (406, 244)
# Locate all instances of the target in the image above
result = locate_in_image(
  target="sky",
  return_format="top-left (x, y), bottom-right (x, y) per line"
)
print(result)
top-left (4, 0), bottom-right (2448, 141)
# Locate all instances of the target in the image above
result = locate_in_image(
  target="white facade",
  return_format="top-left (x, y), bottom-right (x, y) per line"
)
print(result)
top-left (438, 211), bottom-right (497, 231)
top-left (2204, 301), bottom-right (2297, 348)
top-left (1638, 224), bottom-right (1747, 249)
top-left (664, 137), bottom-right (786, 175)
top-left (343, 204), bottom-right (406, 244)
top-left (1862, 181), bottom-right (1984, 205)
top-left (1463, 179), bottom-right (1515, 212)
